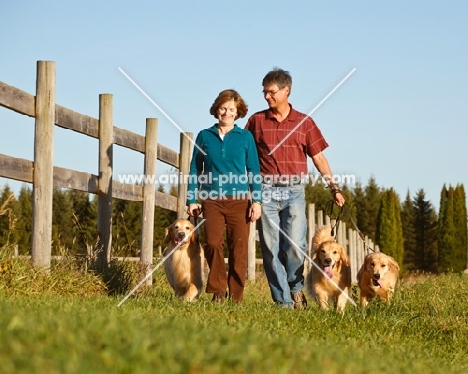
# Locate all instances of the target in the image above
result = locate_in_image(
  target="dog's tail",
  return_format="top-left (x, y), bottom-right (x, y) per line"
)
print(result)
top-left (312, 226), bottom-right (334, 250)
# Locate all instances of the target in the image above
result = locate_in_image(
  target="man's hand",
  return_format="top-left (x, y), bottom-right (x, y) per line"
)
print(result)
top-left (334, 191), bottom-right (345, 206)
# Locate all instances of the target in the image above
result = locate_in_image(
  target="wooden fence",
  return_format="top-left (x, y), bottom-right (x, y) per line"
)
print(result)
top-left (0, 60), bottom-right (192, 284)
top-left (0, 60), bottom-right (377, 285)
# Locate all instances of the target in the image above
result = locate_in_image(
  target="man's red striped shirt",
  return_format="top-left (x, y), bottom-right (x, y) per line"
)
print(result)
top-left (245, 105), bottom-right (329, 179)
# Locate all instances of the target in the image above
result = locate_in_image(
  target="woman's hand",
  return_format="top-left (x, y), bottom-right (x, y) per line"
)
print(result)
top-left (249, 202), bottom-right (262, 222)
top-left (187, 204), bottom-right (202, 217)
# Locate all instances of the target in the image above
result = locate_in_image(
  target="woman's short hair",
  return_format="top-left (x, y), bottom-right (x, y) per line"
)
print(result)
top-left (209, 89), bottom-right (248, 119)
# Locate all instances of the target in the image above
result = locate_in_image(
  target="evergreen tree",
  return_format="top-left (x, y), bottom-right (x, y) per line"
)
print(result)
top-left (122, 200), bottom-right (143, 257)
top-left (353, 177), bottom-right (382, 241)
top-left (52, 188), bottom-right (75, 254)
top-left (401, 191), bottom-right (417, 271)
top-left (438, 185), bottom-right (457, 272)
top-left (413, 189), bottom-right (438, 272)
top-left (339, 184), bottom-right (357, 229)
top-left (375, 188), bottom-right (404, 266)
top-left (453, 185), bottom-right (467, 270)
top-left (303, 176), bottom-right (357, 225)
top-left (16, 185), bottom-right (33, 254)
top-left (364, 177), bottom-right (382, 241)
top-left (68, 190), bottom-right (97, 255)
top-left (353, 181), bottom-right (366, 231)
top-left (113, 198), bottom-right (130, 256)
top-left (304, 176), bottom-right (332, 212)
top-left (112, 198), bottom-right (143, 257)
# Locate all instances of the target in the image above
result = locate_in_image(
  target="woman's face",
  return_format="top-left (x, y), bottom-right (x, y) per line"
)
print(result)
top-left (217, 99), bottom-right (237, 127)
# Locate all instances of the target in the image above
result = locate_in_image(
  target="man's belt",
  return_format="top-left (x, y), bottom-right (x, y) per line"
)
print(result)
top-left (263, 175), bottom-right (303, 187)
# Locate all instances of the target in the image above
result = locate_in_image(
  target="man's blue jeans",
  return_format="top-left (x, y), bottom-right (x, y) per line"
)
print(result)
top-left (258, 184), bottom-right (307, 307)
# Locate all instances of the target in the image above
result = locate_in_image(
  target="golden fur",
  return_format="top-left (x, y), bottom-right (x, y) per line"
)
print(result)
top-left (305, 226), bottom-right (351, 312)
top-left (163, 218), bottom-right (204, 301)
top-left (356, 252), bottom-right (400, 307)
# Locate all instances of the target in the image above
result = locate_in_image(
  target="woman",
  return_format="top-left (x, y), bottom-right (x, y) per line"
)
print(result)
top-left (186, 89), bottom-right (262, 303)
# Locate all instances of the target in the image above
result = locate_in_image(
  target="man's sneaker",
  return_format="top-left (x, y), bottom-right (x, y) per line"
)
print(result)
top-left (211, 292), bottom-right (226, 303)
top-left (291, 291), bottom-right (307, 310)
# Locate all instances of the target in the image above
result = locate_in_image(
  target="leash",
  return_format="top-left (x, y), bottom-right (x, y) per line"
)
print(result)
top-left (325, 199), bottom-right (344, 238)
top-left (188, 215), bottom-right (201, 245)
top-left (325, 199), bottom-right (375, 254)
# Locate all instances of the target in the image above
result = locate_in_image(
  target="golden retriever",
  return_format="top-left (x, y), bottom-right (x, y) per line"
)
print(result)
top-left (356, 252), bottom-right (400, 307)
top-left (163, 218), bottom-right (204, 301)
top-left (305, 226), bottom-right (351, 312)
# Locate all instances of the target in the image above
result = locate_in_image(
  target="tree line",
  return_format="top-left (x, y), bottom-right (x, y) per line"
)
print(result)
top-left (1, 177), bottom-right (467, 273)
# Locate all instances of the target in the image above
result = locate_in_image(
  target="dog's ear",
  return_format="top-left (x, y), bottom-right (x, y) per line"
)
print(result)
top-left (357, 254), bottom-right (370, 282)
top-left (365, 253), bottom-right (374, 270)
top-left (188, 223), bottom-right (197, 246)
top-left (340, 246), bottom-right (351, 267)
top-left (312, 237), bottom-right (320, 252)
top-left (311, 246), bottom-right (320, 260)
top-left (388, 256), bottom-right (400, 273)
top-left (163, 223), bottom-right (174, 244)
top-left (356, 264), bottom-right (363, 283)
top-left (312, 226), bottom-right (332, 250)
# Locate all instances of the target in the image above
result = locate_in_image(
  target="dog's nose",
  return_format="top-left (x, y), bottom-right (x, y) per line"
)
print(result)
top-left (374, 274), bottom-right (380, 279)
top-left (324, 258), bottom-right (332, 265)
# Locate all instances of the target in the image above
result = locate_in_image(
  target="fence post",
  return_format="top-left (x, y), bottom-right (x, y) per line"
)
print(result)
top-left (349, 228), bottom-right (356, 282)
top-left (140, 118), bottom-right (158, 285)
top-left (337, 221), bottom-right (346, 248)
top-left (177, 133), bottom-right (192, 218)
top-left (357, 233), bottom-right (364, 277)
top-left (97, 94), bottom-right (113, 271)
top-left (317, 210), bottom-right (324, 228)
top-left (247, 221), bottom-right (256, 281)
top-left (306, 203), bottom-right (316, 272)
top-left (31, 60), bottom-right (55, 269)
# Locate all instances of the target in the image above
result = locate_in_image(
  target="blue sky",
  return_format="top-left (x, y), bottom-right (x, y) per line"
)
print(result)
top-left (1, 0), bottom-right (467, 209)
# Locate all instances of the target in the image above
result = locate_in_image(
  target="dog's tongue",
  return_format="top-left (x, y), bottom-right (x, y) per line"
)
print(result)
top-left (174, 237), bottom-right (182, 245)
top-left (373, 279), bottom-right (383, 288)
top-left (324, 266), bottom-right (333, 279)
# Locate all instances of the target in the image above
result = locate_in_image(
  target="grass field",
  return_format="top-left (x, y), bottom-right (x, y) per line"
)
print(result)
top-left (1, 253), bottom-right (468, 374)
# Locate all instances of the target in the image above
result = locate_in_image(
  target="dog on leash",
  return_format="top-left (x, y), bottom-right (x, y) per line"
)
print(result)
top-left (163, 218), bottom-right (204, 301)
top-left (305, 226), bottom-right (351, 312)
top-left (356, 252), bottom-right (400, 307)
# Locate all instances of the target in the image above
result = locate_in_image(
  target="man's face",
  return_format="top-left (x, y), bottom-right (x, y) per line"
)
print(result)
top-left (262, 83), bottom-right (289, 109)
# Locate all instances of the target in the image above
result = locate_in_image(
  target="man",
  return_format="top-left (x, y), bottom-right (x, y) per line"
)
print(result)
top-left (245, 68), bottom-right (345, 309)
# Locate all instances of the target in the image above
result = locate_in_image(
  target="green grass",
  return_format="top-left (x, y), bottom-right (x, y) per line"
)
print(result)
top-left (1, 251), bottom-right (468, 373)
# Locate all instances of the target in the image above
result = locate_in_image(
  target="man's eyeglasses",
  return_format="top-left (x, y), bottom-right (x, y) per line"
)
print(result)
top-left (262, 88), bottom-right (283, 97)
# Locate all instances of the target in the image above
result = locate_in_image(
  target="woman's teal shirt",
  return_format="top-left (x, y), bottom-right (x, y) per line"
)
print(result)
top-left (186, 124), bottom-right (262, 205)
